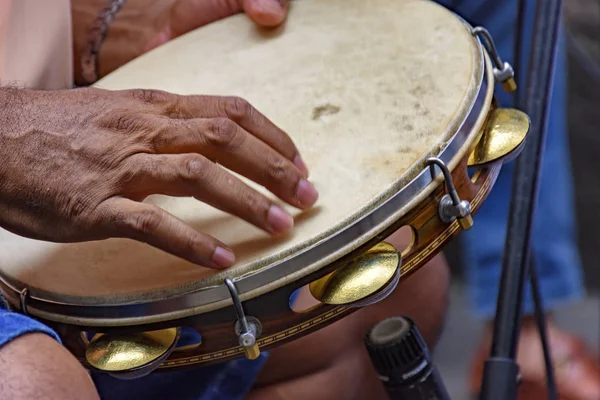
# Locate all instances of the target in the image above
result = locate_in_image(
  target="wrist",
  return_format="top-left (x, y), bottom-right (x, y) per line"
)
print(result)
top-left (0, 87), bottom-right (27, 132)
top-left (72, 0), bottom-right (127, 86)
top-left (0, 87), bottom-right (24, 207)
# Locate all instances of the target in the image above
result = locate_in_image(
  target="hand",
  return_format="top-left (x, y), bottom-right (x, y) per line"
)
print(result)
top-left (72, 0), bottom-right (289, 85)
top-left (0, 87), bottom-right (315, 268)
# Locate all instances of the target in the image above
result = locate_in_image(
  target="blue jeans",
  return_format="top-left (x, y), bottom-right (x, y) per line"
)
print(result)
top-left (437, 0), bottom-right (585, 318)
top-left (90, 352), bottom-right (268, 400)
top-left (0, 305), bottom-right (61, 350)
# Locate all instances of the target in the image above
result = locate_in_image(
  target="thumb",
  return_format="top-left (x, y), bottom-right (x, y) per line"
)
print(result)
top-left (168, 0), bottom-right (244, 38)
top-left (241, 0), bottom-right (288, 28)
top-left (147, 0), bottom-right (288, 52)
top-left (169, 0), bottom-right (288, 38)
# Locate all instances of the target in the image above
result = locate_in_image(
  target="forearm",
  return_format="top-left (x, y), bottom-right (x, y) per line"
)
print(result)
top-left (0, 87), bottom-right (26, 182)
top-left (0, 86), bottom-right (77, 238)
top-left (0, 86), bottom-right (27, 120)
top-left (0, 87), bottom-right (34, 234)
top-left (71, 0), bottom-right (109, 85)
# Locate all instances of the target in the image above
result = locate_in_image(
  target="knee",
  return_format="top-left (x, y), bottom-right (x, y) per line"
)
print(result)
top-left (0, 333), bottom-right (99, 400)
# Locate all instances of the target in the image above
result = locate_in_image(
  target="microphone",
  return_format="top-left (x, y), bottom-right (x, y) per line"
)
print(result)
top-left (365, 316), bottom-right (451, 400)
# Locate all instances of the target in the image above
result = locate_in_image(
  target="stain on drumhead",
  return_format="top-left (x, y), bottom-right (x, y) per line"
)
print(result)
top-left (312, 104), bottom-right (341, 121)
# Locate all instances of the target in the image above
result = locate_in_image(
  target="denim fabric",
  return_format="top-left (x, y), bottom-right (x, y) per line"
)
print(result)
top-left (437, 0), bottom-right (585, 318)
top-left (0, 303), bottom-right (61, 347)
top-left (91, 350), bottom-right (268, 400)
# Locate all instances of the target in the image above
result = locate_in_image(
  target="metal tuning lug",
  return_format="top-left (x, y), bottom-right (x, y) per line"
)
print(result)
top-left (225, 278), bottom-right (262, 360)
top-left (427, 158), bottom-right (473, 230)
top-left (309, 242), bottom-right (402, 307)
top-left (20, 288), bottom-right (30, 316)
top-left (472, 27), bottom-right (517, 93)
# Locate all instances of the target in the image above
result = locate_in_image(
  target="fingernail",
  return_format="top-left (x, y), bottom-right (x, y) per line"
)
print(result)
top-left (261, 0), bottom-right (285, 12)
top-left (212, 246), bottom-right (235, 268)
top-left (250, 0), bottom-right (284, 14)
top-left (294, 155), bottom-right (309, 177)
top-left (267, 205), bottom-right (294, 234)
top-left (296, 180), bottom-right (319, 208)
top-left (248, 0), bottom-right (286, 26)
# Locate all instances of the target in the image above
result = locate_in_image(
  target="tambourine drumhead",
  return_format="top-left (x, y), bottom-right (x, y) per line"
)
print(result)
top-left (0, 0), bottom-right (486, 306)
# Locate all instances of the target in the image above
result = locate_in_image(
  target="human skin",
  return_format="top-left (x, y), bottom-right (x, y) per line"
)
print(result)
top-left (70, 0), bottom-right (290, 85)
top-left (0, 87), bottom-right (315, 268)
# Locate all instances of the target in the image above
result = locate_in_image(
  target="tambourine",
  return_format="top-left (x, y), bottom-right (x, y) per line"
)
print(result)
top-left (0, 0), bottom-right (529, 379)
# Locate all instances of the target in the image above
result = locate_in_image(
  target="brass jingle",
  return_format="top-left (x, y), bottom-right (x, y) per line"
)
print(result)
top-left (468, 108), bottom-right (531, 167)
top-left (309, 242), bottom-right (401, 305)
top-left (344, 263), bottom-right (401, 308)
top-left (86, 327), bottom-right (180, 379)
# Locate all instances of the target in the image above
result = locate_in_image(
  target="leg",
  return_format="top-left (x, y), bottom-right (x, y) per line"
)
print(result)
top-left (247, 227), bottom-right (451, 399)
top-left (0, 332), bottom-right (99, 400)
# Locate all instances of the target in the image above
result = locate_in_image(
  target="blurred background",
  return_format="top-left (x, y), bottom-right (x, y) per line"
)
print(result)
top-left (434, 1), bottom-right (600, 398)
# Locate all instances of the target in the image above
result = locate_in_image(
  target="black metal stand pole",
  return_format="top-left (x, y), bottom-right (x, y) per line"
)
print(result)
top-left (479, 0), bottom-right (563, 399)
top-left (529, 258), bottom-right (559, 400)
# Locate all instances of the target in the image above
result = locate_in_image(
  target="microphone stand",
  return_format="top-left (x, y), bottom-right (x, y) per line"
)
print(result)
top-left (479, 0), bottom-right (563, 399)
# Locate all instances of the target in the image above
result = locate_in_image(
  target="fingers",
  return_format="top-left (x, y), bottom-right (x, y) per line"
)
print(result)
top-left (168, 0), bottom-right (287, 41)
top-left (153, 118), bottom-right (317, 209)
top-left (127, 153), bottom-right (296, 236)
top-left (168, 0), bottom-right (243, 39)
top-left (241, 0), bottom-right (288, 27)
top-left (125, 89), bottom-right (309, 176)
top-left (104, 197), bottom-right (235, 268)
top-left (171, 95), bottom-right (309, 176)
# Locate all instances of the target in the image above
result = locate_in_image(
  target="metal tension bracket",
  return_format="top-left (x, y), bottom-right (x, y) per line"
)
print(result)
top-left (224, 277), bottom-right (263, 360)
top-left (20, 288), bottom-right (30, 316)
top-left (472, 26), bottom-right (517, 93)
top-left (427, 157), bottom-right (473, 230)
